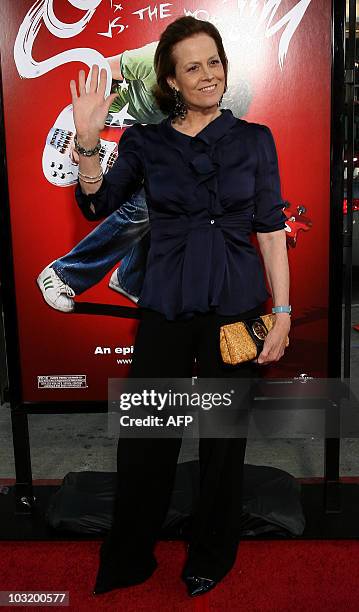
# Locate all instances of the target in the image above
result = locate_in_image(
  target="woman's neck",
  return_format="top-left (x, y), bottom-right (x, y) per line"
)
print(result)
top-left (171, 107), bottom-right (222, 136)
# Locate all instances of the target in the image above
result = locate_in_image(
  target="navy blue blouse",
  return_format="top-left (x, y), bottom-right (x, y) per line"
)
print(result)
top-left (75, 109), bottom-right (287, 321)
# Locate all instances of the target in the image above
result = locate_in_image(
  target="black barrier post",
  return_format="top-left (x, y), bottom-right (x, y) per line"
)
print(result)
top-left (343, 0), bottom-right (356, 378)
top-left (324, 405), bottom-right (341, 513)
top-left (0, 57), bottom-right (35, 514)
top-left (323, 0), bottom-right (347, 513)
top-left (10, 410), bottom-right (34, 514)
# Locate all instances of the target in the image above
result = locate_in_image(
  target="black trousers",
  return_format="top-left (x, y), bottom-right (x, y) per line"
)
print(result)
top-left (103, 303), bottom-right (264, 583)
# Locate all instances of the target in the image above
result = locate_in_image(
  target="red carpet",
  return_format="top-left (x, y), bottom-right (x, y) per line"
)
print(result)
top-left (1, 539), bottom-right (359, 611)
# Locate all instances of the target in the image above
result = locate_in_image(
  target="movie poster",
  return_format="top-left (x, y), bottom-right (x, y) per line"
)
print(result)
top-left (0, 0), bottom-right (331, 402)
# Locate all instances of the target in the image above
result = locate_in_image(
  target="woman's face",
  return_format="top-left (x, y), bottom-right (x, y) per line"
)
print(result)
top-left (167, 33), bottom-right (226, 112)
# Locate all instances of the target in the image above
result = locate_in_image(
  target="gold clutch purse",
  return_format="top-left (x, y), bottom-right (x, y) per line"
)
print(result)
top-left (220, 314), bottom-right (289, 365)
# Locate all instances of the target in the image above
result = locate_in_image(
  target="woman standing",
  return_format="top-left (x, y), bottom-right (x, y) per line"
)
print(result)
top-left (72, 16), bottom-right (291, 598)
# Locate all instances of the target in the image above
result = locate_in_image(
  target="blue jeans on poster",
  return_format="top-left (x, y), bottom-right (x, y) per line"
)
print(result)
top-left (52, 188), bottom-right (150, 298)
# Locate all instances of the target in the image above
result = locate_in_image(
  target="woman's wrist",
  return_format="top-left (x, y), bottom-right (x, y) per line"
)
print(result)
top-left (75, 132), bottom-right (100, 149)
top-left (74, 134), bottom-right (101, 158)
top-left (78, 174), bottom-right (103, 195)
top-left (273, 312), bottom-right (291, 326)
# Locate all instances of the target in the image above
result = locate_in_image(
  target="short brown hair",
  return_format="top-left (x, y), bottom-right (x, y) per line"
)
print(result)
top-left (152, 16), bottom-right (228, 115)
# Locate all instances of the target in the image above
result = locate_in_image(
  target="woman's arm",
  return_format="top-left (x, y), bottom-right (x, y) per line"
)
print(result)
top-left (256, 228), bottom-right (289, 308)
top-left (70, 66), bottom-right (117, 197)
top-left (252, 125), bottom-right (291, 365)
top-left (70, 65), bottom-right (144, 220)
top-left (256, 228), bottom-right (291, 364)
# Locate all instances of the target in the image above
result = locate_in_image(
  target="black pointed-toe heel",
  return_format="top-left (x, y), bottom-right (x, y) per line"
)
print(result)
top-left (92, 551), bottom-right (158, 596)
top-left (184, 575), bottom-right (217, 597)
top-left (92, 574), bottom-right (125, 596)
top-left (92, 568), bottom-right (156, 596)
top-left (93, 583), bottom-right (113, 596)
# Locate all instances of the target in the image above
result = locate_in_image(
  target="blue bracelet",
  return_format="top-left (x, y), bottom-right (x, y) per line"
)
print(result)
top-left (272, 305), bottom-right (291, 314)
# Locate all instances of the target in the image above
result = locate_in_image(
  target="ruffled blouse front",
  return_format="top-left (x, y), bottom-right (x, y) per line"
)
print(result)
top-left (75, 109), bottom-right (287, 321)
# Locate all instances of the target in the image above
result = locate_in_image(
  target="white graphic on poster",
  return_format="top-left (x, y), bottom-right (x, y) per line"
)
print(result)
top-left (14, 0), bottom-right (112, 95)
top-left (106, 102), bottom-right (135, 127)
top-left (257, 0), bottom-right (312, 69)
top-left (117, 77), bottom-right (129, 92)
top-left (98, 16), bottom-right (127, 37)
top-left (184, 0), bottom-right (312, 70)
top-left (132, 4), bottom-right (173, 21)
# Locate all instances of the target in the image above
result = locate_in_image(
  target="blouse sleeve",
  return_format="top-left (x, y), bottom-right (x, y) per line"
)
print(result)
top-left (75, 123), bottom-right (144, 221)
top-left (252, 124), bottom-right (287, 233)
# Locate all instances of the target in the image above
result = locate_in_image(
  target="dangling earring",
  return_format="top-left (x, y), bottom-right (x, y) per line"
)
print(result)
top-left (171, 87), bottom-right (188, 120)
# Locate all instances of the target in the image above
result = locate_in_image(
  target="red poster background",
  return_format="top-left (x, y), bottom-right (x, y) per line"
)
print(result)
top-left (0, 0), bottom-right (331, 402)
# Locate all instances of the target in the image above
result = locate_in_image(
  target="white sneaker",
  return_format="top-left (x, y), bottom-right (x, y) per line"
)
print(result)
top-left (37, 262), bottom-right (75, 312)
top-left (109, 270), bottom-right (139, 304)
